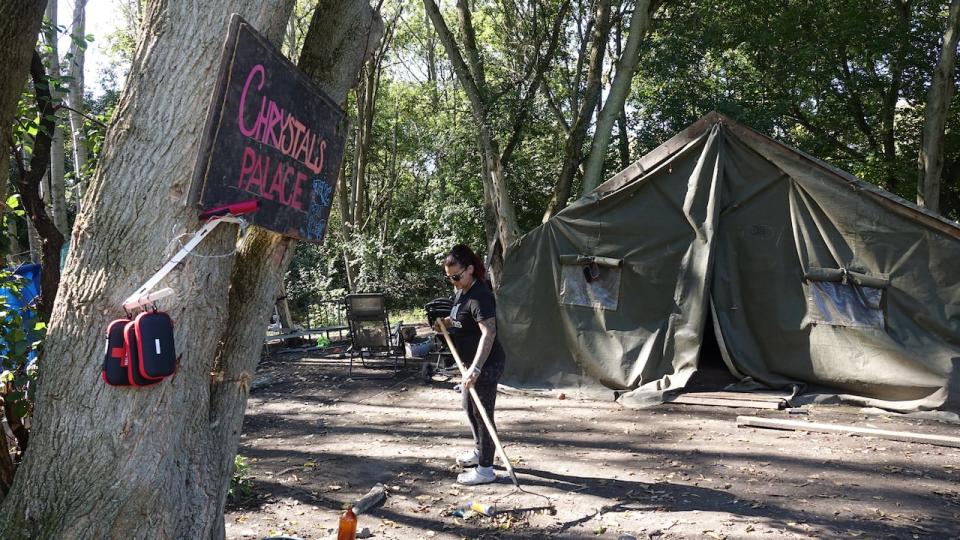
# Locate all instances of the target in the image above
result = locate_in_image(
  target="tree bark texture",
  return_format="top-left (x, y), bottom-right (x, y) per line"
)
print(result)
top-left (205, 3), bottom-right (381, 538)
top-left (0, 2), bottom-right (296, 538)
top-left (918, 0), bottom-right (960, 212)
top-left (0, 420), bottom-right (13, 497)
top-left (0, 2), bottom-right (47, 215)
top-left (581, 0), bottom-right (654, 194)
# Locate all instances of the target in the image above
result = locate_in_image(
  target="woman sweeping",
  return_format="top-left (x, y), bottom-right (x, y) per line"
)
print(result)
top-left (438, 244), bottom-right (506, 485)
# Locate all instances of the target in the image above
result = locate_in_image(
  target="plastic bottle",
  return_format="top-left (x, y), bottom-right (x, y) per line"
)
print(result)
top-left (337, 507), bottom-right (357, 540)
top-left (467, 501), bottom-right (496, 516)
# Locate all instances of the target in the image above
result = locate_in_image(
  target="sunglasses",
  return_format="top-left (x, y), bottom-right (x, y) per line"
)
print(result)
top-left (445, 269), bottom-right (467, 282)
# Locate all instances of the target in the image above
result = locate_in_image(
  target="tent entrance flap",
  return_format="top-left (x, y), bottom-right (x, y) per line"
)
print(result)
top-left (684, 298), bottom-right (740, 391)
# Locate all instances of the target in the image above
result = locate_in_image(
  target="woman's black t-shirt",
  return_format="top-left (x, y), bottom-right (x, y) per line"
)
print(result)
top-left (449, 280), bottom-right (506, 383)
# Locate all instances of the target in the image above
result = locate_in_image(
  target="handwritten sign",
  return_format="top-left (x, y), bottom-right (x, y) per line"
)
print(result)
top-left (189, 14), bottom-right (345, 242)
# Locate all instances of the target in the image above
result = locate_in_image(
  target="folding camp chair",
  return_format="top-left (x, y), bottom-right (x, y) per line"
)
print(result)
top-left (344, 293), bottom-right (405, 377)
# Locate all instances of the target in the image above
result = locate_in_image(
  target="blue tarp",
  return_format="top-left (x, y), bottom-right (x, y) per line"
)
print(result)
top-left (0, 263), bottom-right (41, 311)
top-left (0, 263), bottom-right (42, 367)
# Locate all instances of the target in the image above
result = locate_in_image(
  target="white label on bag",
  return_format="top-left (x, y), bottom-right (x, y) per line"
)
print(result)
top-left (155, 339), bottom-right (161, 355)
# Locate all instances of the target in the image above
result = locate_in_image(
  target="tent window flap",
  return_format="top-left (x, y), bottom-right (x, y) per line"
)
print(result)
top-left (805, 267), bottom-right (886, 329)
top-left (559, 255), bottom-right (622, 310)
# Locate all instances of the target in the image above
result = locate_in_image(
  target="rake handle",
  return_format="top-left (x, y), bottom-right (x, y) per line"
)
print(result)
top-left (437, 323), bottom-right (520, 487)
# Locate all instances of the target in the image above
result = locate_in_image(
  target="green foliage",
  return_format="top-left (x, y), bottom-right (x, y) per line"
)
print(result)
top-left (283, 0), bottom-right (960, 315)
top-left (228, 455), bottom-right (254, 500)
top-left (631, 0), bottom-right (958, 217)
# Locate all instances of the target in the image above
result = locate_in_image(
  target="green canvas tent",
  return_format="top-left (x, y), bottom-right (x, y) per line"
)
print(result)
top-left (498, 112), bottom-right (960, 412)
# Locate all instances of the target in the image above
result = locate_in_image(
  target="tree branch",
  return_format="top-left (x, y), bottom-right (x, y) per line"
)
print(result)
top-left (581, 0), bottom-right (656, 195)
top-left (789, 105), bottom-right (866, 160)
top-left (55, 103), bottom-right (106, 128)
top-left (836, 45), bottom-right (879, 151)
top-left (500, 0), bottom-right (570, 167)
top-left (456, 0), bottom-right (487, 100)
top-left (12, 51), bottom-right (65, 320)
top-left (543, 82), bottom-right (571, 135)
top-left (423, 0), bottom-right (486, 119)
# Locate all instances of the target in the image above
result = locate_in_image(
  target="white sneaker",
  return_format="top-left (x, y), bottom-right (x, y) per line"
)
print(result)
top-left (457, 466), bottom-right (496, 485)
top-left (455, 448), bottom-right (479, 467)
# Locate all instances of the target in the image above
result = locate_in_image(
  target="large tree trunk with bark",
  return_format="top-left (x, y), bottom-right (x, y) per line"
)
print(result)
top-left (0, 3), bottom-right (47, 216)
top-left (918, 0), bottom-right (960, 212)
top-left (581, 0), bottom-right (655, 194)
top-left (0, 2), bottom-right (297, 537)
top-left (205, 3), bottom-right (381, 538)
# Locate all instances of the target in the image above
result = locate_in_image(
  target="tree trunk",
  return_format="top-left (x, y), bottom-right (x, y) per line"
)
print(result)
top-left (45, 0), bottom-right (70, 237)
top-left (542, 0), bottom-right (611, 222)
top-left (581, 0), bottom-right (654, 194)
top-left (423, 0), bottom-right (520, 272)
top-left (25, 219), bottom-right (40, 265)
top-left (335, 140), bottom-right (356, 291)
top-left (276, 282), bottom-right (294, 329)
top-left (351, 62), bottom-right (376, 231)
top-left (7, 218), bottom-right (22, 265)
top-left (617, 106), bottom-right (630, 169)
top-left (205, 3), bottom-right (381, 538)
top-left (918, 0), bottom-right (960, 212)
top-left (0, 2), bottom-right (298, 537)
top-left (425, 6), bottom-right (438, 109)
top-left (0, 421), bottom-right (13, 498)
top-left (67, 0), bottom-right (90, 210)
top-left (878, 0), bottom-right (911, 194)
top-left (616, 25), bottom-right (631, 171)
top-left (14, 51), bottom-right (66, 319)
top-left (0, 2), bottom-right (47, 227)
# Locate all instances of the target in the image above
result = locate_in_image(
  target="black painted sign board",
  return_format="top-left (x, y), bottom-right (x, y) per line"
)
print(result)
top-left (188, 14), bottom-right (344, 242)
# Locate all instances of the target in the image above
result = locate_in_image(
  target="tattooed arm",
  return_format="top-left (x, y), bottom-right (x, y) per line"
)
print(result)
top-left (464, 318), bottom-right (497, 387)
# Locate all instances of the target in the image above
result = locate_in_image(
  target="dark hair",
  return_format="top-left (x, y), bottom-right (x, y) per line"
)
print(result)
top-left (444, 244), bottom-right (486, 282)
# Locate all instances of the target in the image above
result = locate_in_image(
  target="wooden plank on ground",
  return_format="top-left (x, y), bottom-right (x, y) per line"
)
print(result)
top-left (264, 326), bottom-right (350, 343)
top-left (680, 391), bottom-right (790, 403)
top-left (667, 395), bottom-right (783, 409)
top-left (736, 416), bottom-right (960, 449)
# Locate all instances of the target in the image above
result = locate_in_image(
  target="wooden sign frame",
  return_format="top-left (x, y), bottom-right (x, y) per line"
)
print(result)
top-left (188, 14), bottom-right (345, 243)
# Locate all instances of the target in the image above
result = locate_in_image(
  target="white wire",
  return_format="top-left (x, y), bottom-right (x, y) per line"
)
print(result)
top-left (162, 215), bottom-right (248, 260)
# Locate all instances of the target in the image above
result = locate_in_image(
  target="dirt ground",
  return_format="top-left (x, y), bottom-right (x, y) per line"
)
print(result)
top-left (225, 349), bottom-right (960, 540)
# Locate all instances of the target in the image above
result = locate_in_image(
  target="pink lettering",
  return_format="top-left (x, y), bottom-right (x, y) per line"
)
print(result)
top-left (291, 171), bottom-right (308, 211)
top-left (238, 65), bottom-right (265, 137)
top-left (237, 146), bottom-right (257, 189)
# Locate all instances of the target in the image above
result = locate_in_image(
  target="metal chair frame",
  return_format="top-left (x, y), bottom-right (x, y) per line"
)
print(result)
top-left (424, 297), bottom-right (455, 372)
top-left (344, 293), bottom-right (405, 377)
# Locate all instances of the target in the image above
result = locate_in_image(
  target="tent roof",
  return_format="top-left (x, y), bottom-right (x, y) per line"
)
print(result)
top-left (586, 111), bottom-right (960, 240)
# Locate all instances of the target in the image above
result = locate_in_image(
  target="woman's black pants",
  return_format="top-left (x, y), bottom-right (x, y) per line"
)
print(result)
top-left (462, 379), bottom-right (498, 467)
